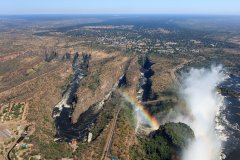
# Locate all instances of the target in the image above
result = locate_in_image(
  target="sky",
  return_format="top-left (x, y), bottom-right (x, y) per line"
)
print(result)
top-left (0, 0), bottom-right (240, 15)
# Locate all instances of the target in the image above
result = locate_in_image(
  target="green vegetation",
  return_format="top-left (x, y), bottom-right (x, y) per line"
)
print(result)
top-left (155, 122), bottom-right (194, 149)
top-left (122, 102), bottom-right (137, 128)
top-left (44, 51), bottom-right (58, 62)
top-left (147, 88), bottom-right (179, 116)
top-left (33, 137), bottom-right (73, 159)
top-left (87, 70), bottom-right (100, 90)
top-left (61, 74), bottom-right (73, 92)
top-left (158, 88), bottom-right (178, 97)
top-left (130, 143), bottom-right (147, 160)
top-left (138, 55), bottom-right (145, 67)
top-left (72, 52), bottom-right (79, 64)
top-left (90, 97), bottom-right (119, 140)
top-left (147, 99), bottom-right (176, 115)
top-left (130, 122), bottom-right (194, 160)
top-left (130, 135), bottom-right (171, 160)
top-left (3, 108), bottom-right (8, 113)
top-left (73, 142), bottom-right (87, 157)
top-left (138, 54), bottom-right (148, 68)
top-left (218, 87), bottom-right (240, 97)
top-left (110, 100), bottom-right (136, 160)
top-left (11, 103), bottom-right (23, 118)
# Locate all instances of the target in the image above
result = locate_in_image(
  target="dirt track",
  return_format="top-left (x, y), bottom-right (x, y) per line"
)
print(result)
top-left (101, 107), bottom-right (121, 160)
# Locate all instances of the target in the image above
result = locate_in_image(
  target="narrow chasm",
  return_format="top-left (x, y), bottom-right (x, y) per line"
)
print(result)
top-left (137, 55), bottom-right (155, 102)
top-left (52, 54), bottom-right (129, 142)
top-left (52, 53), bottom-right (92, 142)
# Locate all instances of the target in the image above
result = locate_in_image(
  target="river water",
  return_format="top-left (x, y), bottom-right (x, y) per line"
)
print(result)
top-left (219, 74), bottom-right (240, 160)
top-left (52, 55), bottom-right (93, 142)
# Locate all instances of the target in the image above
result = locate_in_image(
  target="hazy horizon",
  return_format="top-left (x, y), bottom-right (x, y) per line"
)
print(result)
top-left (1, 0), bottom-right (240, 15)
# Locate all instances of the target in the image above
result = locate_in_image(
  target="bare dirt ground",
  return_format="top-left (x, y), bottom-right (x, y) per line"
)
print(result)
top-left (0, 33), bottom-right (132, 158)
top-left (150, 55), bottom-right (186, 95)
top-left (0, 47), bottom-right (72, 157)
top-left (122, 56), bottom-right (140, 98)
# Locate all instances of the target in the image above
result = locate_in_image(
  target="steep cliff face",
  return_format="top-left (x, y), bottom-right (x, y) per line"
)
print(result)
top-left (137, 55), bottom-right (155, 102)
top-left (118, 73), bottom-right (127, 88)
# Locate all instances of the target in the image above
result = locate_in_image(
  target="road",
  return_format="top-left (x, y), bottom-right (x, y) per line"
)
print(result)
top-left (5, 125), bottom-right (29, 160)
top-left (101, 107), bottom-right (121, 160)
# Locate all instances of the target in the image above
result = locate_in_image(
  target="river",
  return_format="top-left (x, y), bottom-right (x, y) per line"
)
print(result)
top-left (52, 54), bottom-right (92, 142)
top-left (219, 74), bottom-right (240, 160)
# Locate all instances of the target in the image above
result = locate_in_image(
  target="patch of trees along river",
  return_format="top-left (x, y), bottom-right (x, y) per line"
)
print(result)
top-left (52, 53), bottom-right (127, 142)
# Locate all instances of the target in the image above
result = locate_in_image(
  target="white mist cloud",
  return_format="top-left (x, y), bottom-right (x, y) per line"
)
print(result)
top-left (179, 65), bottom-right (226, 160)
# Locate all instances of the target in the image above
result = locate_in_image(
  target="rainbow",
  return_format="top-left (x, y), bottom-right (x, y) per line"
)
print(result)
top-left (120, 92), bottom-right (160, 130)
